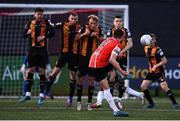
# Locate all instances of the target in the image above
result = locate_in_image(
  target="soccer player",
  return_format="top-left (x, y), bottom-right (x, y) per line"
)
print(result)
top-left (44, 12), bottom-right (81, 107)
top-left (20, 55), bottom-right (54, 99)
top-left (140, 33), bottom-right (179, 109)
top-left (89, 28), bottom-right (129, 117)
top-left (91, 16), bottom-right (144, 109)
top-left (19, 7), bottom-right (55, 105)
top-left (76, 15), bottom-right (103, 111)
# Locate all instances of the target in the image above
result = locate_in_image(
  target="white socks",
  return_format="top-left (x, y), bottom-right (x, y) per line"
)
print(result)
top-left (104, 88), bottom-right (119, 112)
top-left (25, 92), bottom-right (31, 96)
top-left (39, 93), bottom-right (44, 98)
top-left (97, 91), bottom-right (104, 105)
top-left (25, 92), bottom-right (44, 97)
top-left (126, 87), bottom-right (142, 97)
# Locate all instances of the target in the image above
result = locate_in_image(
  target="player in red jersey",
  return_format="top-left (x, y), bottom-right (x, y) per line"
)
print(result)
top-left (89, 29), bottom-right (129, 117)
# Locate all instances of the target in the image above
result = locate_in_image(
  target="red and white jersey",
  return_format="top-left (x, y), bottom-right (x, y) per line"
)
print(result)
top-left (89, 37), bottom-right (122, 68)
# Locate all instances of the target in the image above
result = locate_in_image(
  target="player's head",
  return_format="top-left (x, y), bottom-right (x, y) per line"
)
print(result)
top-left (68, 12), bottom-right (78, 26)
top-left (150, 33), bottom-right (157, 44)
top-left (113, 16), bottom-right (123, 28)
top-left (34, 7), bottom-right (44, 21)
top-left (114, 28), bottom-right (123, 39)
top-left (88, 14), bottom-right (99, 30)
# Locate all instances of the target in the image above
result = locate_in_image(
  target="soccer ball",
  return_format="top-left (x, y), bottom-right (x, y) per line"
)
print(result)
top-left (140, 34), bottom-right (152, 46)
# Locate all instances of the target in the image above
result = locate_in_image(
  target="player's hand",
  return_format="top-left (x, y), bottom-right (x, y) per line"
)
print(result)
top-left (118, 51), bottom-right (126, 58)
top-left (37, 36), bottom-right (45, 42)
top-left (91, 32), bottom-right (98, 37)
top-left (46, 64), bottom-right (52, 76)
top-left (152, 65), bottom-right (158, 72)
top-left (118, 53), bottom-right (124, 58)
top-left (27, 29), bottom-right (32, 35)
top-left (20, 64), bottom-right (26, 73)
top-left (20, 64), bottom-right (26, 79)
top-left (84, 29), bottom-right (90, 35)
top-left (120, 70), bottom-right (128, 77)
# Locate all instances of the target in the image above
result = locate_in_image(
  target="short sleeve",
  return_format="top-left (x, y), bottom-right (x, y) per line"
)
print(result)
top-left (112, 45), bottom-right (121, 56)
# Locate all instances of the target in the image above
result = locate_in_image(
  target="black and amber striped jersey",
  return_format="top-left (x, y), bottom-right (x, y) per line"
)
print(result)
top-left (24, 18), bottom-right (54, 48)
top-left (144, 45), bottom-right (165, 73)
top-left (79, 25), bottom-right (103, 57)
top-left (107, 27), bottom-right (131, 49)
top-left (55, 21), bottom-right (81, 54)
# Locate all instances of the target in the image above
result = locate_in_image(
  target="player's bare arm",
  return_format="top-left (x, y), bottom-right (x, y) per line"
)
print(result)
top-left (119, 37), bottom-right (133, 55)
top-left (152, 57), bottom-right (167, 72)
top-left (109, 49), bottom-right (128, 76)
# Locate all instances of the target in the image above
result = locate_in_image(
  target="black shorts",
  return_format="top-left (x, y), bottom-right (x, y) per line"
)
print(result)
top-left (89, 65), bottom-right (113, 82)
top-left (27, 47), bottom-right (48, 69)
top-left (56, 52), bottom-right (78, 71)
top-left (117, 56), bottom-right (127, 71)
top-left (145, 72), bottom-right (166, 83)
top-left (78, 56), bottom-right (91, 77)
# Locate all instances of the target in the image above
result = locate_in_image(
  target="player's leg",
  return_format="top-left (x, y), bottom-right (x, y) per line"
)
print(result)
top-left (117, 80), bottom-right (126, 109)
top-left (126, 87), bottom-right (145, 104)
top-left (19, 67), bottom-right (35, 102)
top-left (91, 89), bottom-right (104, 108)
top-left (160, 81), bottom-right (179, 109)
top-left (45, 55), bottom-right (64, 95)
top-left (87, 76), bottom-right (94, 111)
top-left (91, 70), bottom-right (115, 109)
top-left (67, 53), bottom-right (79, 107)
top-left (21, 49), bottom-right (36, 99)
top-left (108, 70), bottom-right (116, 95)
top-left (116, 57), bottom-right (128, 108)
top-left (45, 66), bottom-right (61, 95)
top-left (38, 67), bottom-right (46, 105)
top-left (67, 70), bottom-right (77, 107)
top-left (76, 75), bottom-right (84, 111)
top-left (100, 78), bottom-right (129, 117)
top-left (20, 62), bottom-right (27, 96)
top-left (23, 80), bottom-right (27, 96)
top-left (37, 50), bottom-right (50, 105)
top-left (44, 80), bottom-right (54, 100)
top-left (92, 66), bottom-right (129, 117)
top-left (141, 79), bottom-right (155, 108)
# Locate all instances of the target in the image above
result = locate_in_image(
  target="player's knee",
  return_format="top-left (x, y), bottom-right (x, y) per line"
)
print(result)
top-left (70, 71), bottom-right (76, 80)
top-left (161, 85), bottom-right (169, 92)
top-left (40, 75), bottom-right (46, 83)
top-left (88, 77), bottom-right (94, 86)
top-left (140, 84), bottom-right (147, 91)
top-left (26, 72), bottom-right (34, 80)
top-left (70, 79), bottom-right (77, 84)
top-left (49, 75), bottom-right (56, 82)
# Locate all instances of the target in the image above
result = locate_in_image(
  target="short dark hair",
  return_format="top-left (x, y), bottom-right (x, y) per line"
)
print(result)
top-left (114, 29), bottom-right (123, 39)
top-left (114, 16), bottom-right (122, 19)
top-left (34, 7), bottom-right (44, 13)
top-left (150, 33), bottom-right (156, 38)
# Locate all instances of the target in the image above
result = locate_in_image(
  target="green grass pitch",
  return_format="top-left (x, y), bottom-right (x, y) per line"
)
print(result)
top-left (0, 97), bottom-right (180, 120)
